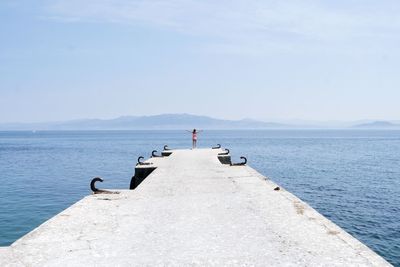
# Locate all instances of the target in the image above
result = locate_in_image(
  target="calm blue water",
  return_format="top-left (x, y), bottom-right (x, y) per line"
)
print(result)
top-left (0, 130), bottom-right (399, 266)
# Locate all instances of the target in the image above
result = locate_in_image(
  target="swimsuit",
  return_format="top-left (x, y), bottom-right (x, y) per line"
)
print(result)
top-left (192, 133), bottom-right (197, 141)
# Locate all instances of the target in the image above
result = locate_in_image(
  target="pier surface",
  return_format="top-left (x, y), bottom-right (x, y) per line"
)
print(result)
top-left (0, 148), bottom-right (391, 266)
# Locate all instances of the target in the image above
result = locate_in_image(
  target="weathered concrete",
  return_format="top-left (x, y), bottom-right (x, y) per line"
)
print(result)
top-left (0, 148), bottom-right (392, 266)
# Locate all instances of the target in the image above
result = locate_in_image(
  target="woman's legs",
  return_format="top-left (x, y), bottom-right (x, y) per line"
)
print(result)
top-left (192, 139), bottom-right (197, 148)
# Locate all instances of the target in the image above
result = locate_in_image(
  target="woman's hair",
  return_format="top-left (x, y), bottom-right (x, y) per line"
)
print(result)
top-left (193, 129), bottom-right (196, 133)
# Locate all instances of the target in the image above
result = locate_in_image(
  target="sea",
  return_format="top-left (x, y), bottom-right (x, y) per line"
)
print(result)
top-left (0, 130), bottom-right (399, 266)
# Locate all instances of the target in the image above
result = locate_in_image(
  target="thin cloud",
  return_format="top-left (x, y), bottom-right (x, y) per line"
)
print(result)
top-left (41, 0), bottom-right (400, 54)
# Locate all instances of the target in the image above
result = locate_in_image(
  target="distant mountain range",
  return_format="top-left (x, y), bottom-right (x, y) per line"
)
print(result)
top-left (0, 114), bottom-right (399, 130)
top-left (352, 121), bottom-right (400, 129)
top-left (0, 114), bottom-right (289, 130)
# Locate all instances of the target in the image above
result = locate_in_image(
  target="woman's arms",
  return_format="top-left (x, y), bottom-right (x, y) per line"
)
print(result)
top-left (185, 130), bottom-right (204, 133)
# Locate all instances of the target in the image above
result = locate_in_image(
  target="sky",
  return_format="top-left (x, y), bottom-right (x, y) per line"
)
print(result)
top-left (0, 0), bottom-right (399, 123)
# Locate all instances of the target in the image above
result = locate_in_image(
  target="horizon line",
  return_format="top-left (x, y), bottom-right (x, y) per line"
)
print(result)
top-left (0, 113), bottom-right (399, 125)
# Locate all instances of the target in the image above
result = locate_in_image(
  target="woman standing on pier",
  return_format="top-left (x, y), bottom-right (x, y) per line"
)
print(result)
top-left (186, 129), bottom-right (202, 149)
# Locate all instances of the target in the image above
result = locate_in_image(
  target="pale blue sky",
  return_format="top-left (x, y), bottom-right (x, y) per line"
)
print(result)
top-left (1, 0), bottom-right (399, 123)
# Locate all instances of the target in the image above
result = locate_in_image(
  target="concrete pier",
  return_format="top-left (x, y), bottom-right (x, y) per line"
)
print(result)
top-left (0, 148), bottom-right (392, 266)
